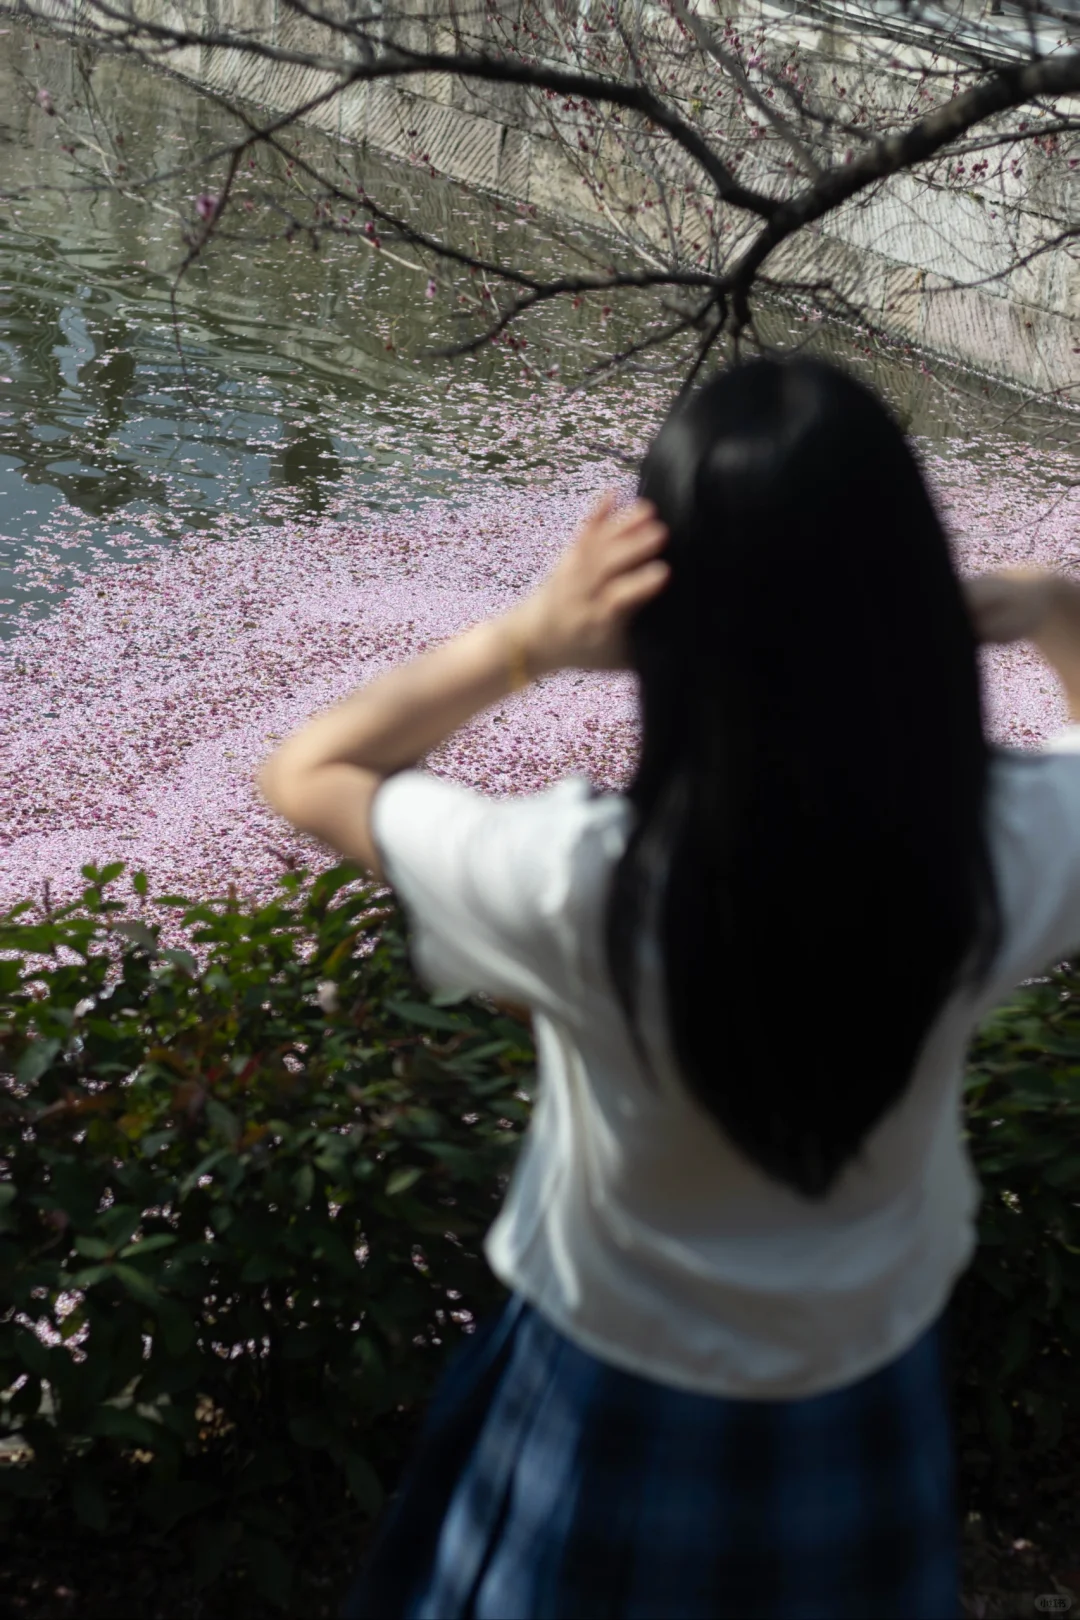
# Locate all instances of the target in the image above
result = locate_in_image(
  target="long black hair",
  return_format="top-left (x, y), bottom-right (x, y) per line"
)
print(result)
top-left (604, 357), bottom-right (1002, 1201)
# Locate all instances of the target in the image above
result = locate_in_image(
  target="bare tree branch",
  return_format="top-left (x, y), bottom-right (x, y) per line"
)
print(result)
top-left (727, 47), bottom-right (1080, 318)
top-left (11, 0), bottom-right (1078, 392)
top-left (74, 0), bottom-right (778, 216)
top-left (668, 0), bottom-right (825, 182)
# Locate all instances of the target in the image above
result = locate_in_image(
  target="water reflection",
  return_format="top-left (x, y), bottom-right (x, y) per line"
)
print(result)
top-left (0, 15), bottom-right (565, 634)
top-left (0, 12), bottom-right (1074, 641)
top-left (3, 287), bottom-right (158, 517)
top-left (269, 418), bottom-right (342, 515)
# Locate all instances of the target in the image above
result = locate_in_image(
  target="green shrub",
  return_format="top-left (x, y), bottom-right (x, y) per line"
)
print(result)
top-left (951, 961), bottom-right (1080, 1501)
top-left (0, 861), bottom-right (533, 1609)
top-left (2, 859), bottom-right (1080, 1611)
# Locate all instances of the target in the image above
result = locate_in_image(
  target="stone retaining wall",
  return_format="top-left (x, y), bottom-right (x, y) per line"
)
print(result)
top-left (12, 0), bottom-right (1080, 392)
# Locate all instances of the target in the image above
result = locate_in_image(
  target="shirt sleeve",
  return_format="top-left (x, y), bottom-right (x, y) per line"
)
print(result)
top-left (369, 769), bottom-right (601, 1013)
top-left (990, 725), bottom-right (1080, 987)
top-left (1041, 724), bottom-right (1080, 758)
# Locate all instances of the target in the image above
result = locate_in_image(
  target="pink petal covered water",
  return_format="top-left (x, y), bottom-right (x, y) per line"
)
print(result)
top-left (0, 407), bottom-right (1075, 957)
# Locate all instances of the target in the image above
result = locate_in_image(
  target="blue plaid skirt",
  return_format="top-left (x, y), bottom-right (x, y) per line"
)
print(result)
top-left (343, 1292), bottom-right (961, 1620)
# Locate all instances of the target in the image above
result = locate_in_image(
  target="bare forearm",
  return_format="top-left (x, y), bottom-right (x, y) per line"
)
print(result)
top-left (1034, 580), bottom-right (1080, 723)
top-left (261, 611), bottom-right (534, 788)
top-left (255, 496), bottom-right (663, 874)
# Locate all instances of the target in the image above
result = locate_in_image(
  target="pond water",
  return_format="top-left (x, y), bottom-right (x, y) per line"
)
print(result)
top-left (0, 15), bottom-right (1077, 945)
top-left (0, 17), bottom-right (604, 639)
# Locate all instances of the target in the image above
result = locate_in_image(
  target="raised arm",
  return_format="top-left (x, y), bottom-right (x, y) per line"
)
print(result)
top-left (257, 496), bottom-right (668, 876)
top-left (965, 570), bottom-right (1080, 723)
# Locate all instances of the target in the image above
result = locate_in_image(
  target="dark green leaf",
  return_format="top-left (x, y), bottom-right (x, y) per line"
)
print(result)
top-left (74, 1236), bottom-right (113, 1261)
top-left (193, 1517), bottom-right (235, 1589)
top-left (288, 1410), bottom-right (337, 1449)
top-left (141, 1479), bottom-right (223, 1531)
top-left (139, 1130), bottom-right (177, 1157)
top-left (156, 1299), bottom-right (196, 1357)
top-left (206, 1098), bottom-right (240, 1146)
top-left (99, 1205), bottom-right (142, 1251)
top-left (385, 998), bottom-right (467, 1032)
top-left (239, 1251), bottom-right (282, 1284)
top-left (386, 1165), bottom-right (423, 1197)
top-left (119, 1233), bottom-right (176, 1258)
top-left (87, 1405), bottom-right (160, 1445)
top-left (999, 1313), bottom-right (1030, 1378)
top-left (1043, 1154), bottom-right (1080, 1188)
top-left (16, 1038), bottom-right (62, 1086)
top-left (241, 1535), bottom-right (293, 1610)
top-left (345, 1451), bottom-right (385, 1515)
top-left (160, 948), bottom-right (198, 976)
top-left (113, 918), bottom-right (158, 953)
top-left (68, 1265), bottom-right (113, 1290)
top-left (112, 1263), bottom-right (160, 1307)
top-left (15, 1333), bottom-right (53, 1379)
top-left (71, 1473), bottom-right (110, 1532)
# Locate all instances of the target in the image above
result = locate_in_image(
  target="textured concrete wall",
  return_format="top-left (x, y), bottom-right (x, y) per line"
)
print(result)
top-left (14, 0), bottom-right (1080, 391)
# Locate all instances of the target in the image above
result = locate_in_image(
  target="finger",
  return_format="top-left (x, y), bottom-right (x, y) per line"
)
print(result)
top-left (963, 575), bottom-right (1040, 643)
top-left (586, 496), bottom-right (657, 547)
top-left (603, 498), bottom-right (659, 539)
top-left (606, 559), bottom-right (671, 615)
top-left (595, 521), bottom-right (668, 584)
top-left (592, 505), bottom-right (666, 555)
top-left (583, 490), bottom-right (620, 533)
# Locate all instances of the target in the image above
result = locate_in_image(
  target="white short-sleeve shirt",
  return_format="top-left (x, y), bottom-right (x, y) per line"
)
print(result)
top-left (371, 727), bottom-right (1080, 1398)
